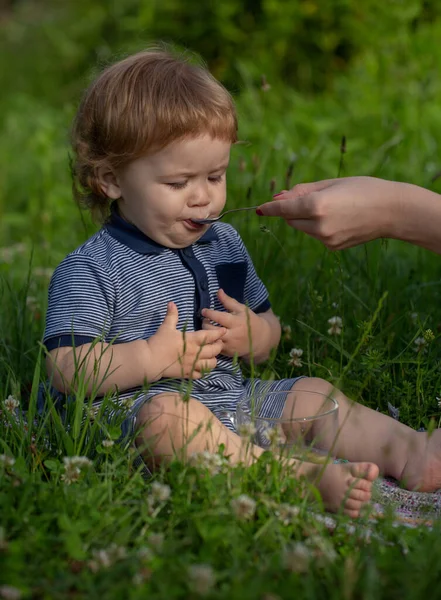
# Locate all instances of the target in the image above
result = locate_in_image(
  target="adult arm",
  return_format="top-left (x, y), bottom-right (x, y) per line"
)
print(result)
top-left (256, 176), bottom-right (441, 253)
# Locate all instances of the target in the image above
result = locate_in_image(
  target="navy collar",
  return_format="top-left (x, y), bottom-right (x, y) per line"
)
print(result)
top-left (104, 203), bottom-right (218, 255)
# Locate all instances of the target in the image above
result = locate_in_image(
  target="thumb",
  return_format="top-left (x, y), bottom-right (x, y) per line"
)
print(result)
top-left (161, 301), bottom-right (179, 330)
top-left (218, 288), bottom-right (242, 312)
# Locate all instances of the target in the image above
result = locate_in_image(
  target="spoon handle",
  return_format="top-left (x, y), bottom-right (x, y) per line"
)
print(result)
top-left (222, 205), bottom-right (259, 216)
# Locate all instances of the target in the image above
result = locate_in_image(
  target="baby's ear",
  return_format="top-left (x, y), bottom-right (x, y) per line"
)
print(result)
top-left (96, 165), bottom-right (121, 199)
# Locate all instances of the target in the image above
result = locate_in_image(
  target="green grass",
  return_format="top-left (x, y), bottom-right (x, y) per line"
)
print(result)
top-left (3, 13), bottom-right (441, 599)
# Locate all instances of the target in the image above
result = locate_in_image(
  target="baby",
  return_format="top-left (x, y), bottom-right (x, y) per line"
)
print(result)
top-left (44, 47), bottom-right (441, 517)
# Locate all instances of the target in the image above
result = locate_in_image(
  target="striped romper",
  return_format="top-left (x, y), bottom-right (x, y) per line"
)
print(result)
top-left (43, 206), bottom-right (301, 443)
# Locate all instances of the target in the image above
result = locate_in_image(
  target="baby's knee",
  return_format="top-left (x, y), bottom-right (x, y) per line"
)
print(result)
top-left (293, 376), bottom-right (337, 397)
top-left (136, 393), bottom-right (181, 433)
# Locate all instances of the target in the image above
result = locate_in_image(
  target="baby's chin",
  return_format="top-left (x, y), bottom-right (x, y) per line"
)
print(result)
top-left (155, 223), bottom-right (209, 249)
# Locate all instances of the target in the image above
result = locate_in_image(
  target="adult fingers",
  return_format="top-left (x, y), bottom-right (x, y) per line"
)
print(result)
top-left (255, 194), bottom-right (313, 220)
top-left (257, 182), bottom-right (335, 219)
top-left (279, 179), bottom-right (336, 199)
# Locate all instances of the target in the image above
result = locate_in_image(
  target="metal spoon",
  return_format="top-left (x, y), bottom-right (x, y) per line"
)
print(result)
top-left (191, 206), bottom-right (259, 224)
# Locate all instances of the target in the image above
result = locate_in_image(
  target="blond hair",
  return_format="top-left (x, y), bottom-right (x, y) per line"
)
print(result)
top-left (72, 47), bottom-right (238, 221)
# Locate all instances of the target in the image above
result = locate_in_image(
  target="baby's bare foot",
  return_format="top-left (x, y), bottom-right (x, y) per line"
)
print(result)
top-left (401, 430), bottom-right (441, 492)
top-left (311, 461), bottom-right (379, 518)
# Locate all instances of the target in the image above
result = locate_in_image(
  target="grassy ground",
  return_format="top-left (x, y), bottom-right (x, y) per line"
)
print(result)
top-left (2, 16), bottom-right (441, 600)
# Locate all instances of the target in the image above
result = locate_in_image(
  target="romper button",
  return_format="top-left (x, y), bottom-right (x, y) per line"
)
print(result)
top-left (183, 247), bottom-right (193, 257)
top-left (200, 279), bottom-right (208, 291)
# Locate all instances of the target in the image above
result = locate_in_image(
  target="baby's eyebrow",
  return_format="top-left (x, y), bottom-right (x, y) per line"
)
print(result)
top-left (158, 164), bottom-right (230, 179)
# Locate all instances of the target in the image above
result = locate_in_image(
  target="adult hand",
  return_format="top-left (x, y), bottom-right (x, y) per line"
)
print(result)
top-left (147, 302), bottom-right (226, 380)
top-left (256, 176), bottom-right (398, 250)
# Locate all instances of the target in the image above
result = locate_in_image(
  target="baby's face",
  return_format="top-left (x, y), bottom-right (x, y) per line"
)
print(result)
top-left (112, 135), bottom-right (230, 248)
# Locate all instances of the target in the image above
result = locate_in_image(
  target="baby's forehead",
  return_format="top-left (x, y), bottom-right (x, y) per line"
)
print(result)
top-left (139, 135), bottom-right (232, 169)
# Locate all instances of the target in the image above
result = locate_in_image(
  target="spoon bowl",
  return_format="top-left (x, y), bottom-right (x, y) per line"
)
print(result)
top-left (191, 205), bottom-right (259, 224)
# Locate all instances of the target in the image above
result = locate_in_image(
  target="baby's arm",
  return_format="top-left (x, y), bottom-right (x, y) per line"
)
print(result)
top-left (47, 339), bottom-right (153, 395)
top-left (251, 307), bottom-right (281, 363)
top-left (47, 301), bottom-right (225, 396)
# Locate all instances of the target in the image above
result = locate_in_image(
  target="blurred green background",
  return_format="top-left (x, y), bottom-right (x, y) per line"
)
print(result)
top-left (2, 0), bottom-right (441, 422)
top-left (2, 0), bottom-right (441, 248)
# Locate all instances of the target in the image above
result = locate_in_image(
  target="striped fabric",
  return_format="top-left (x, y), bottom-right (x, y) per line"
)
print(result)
top-left (43, 205), bottom-right (301, 433)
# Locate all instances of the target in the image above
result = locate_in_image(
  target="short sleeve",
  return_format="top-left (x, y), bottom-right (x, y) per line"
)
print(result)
top-left (44, 253), bottom-right (116, 351)
top-left (234, 230), bottom-right (271, 314)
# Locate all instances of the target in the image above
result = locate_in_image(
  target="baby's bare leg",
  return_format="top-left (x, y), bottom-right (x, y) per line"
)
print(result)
top-left (284, 377), bottom-right (441, 491)
top-left (135, 393), bottom-right (264, 468)
top-left (135, 393), bottom-right (378, 517)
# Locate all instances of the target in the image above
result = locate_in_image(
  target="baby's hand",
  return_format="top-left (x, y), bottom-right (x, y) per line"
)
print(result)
top-left (147, 302), bottom-right (225, 380)
top-left (201, 289), bottom-right (263, 359)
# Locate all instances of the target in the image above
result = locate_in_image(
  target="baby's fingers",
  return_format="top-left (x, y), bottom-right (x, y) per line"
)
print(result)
top-left (198, 339), bottom-right (224, 359)
top-left (194, 357), bottom-right (218, 374)
top-left (202, 319), bottom-right (219, 331)
top-left (194, 326), bottom-right (226, 345)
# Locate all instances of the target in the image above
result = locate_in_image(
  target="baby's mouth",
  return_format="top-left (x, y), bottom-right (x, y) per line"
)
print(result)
top-left (184, 219), bottom-right (205, 229)
top-left (189, 212), bottom-right (212, 225)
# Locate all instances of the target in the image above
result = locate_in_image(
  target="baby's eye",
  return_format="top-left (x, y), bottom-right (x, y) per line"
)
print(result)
top-left (166, 181), bottom-right (188, 190)
top-left (208, 175), bottom-right (224, 184)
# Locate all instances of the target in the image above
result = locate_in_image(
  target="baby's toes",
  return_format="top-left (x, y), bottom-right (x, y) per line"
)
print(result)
top-left (347, 485), bottom-right (372, 503)
top-left (350, 462), bottom-right (379, 482)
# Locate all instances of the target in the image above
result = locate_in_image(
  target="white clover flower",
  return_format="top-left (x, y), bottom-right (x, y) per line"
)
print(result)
top-left (237, 422), bottom-right (257, 439)
top-left (150, 481), bottom-right (171, 503)
top-left (262, 425), bottom-right (285, 447)
top-left (307, 535), bottom-right (337, 564)
top-left (410, 312), bottom-right (419, 324)
top-left (188, 563), bottom-right (216, 595)
top-left (89, 544), bottom-right (127, 572)
top-left (327, 316), bottom-right (343, 336)
top-left (138, 546), bottom-right (154, 562)
top-left (312, 513), bottom-right (337, 530)
top-left (63, 456), bottom-right (92, 469)
top-left (331, 302), bottom-right (339, 309)
top-left (288, 347), bottom-right (303, 367)
top-left (231, 494), bottom-right (256, 520)
top-left (188, 451), bottom-right (226, 475)
top-left (283, 542), bottom-right (311, 573)
top-left (282, 324), bottom-right (292, 340)
top-left (33, 267), bottom-right (54, 280)
top-left (4, 395), bottom-right (20, 413)
top-left (414, 336), bottom-right (427, 352)
top-left (0, 585), bottom-right (22, 600)
top-left (120, 397), bottom-right (135, 410)
top-left (0, 455), bottom-right (15, 468)
top-left (147, 532), bottom-right (164, 552)
top-left (0, 243), bottom-right (27, 264)
top-left (61, 465), bottom-right (81, 485)
top-left (261, 74), bottom-right (271, 92)
top-left (132, 570), bottom-right (150, 586)
top-left (26, 296), bottom-right (39, 311)
top-left (61, 456), bottom-right (92, 484)
top-left (275, 503), bottom-right (300, 525)
top-left (102, 439), bottom-right (115, 448)
top-left (87, 407), bottom-right (97, 421)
